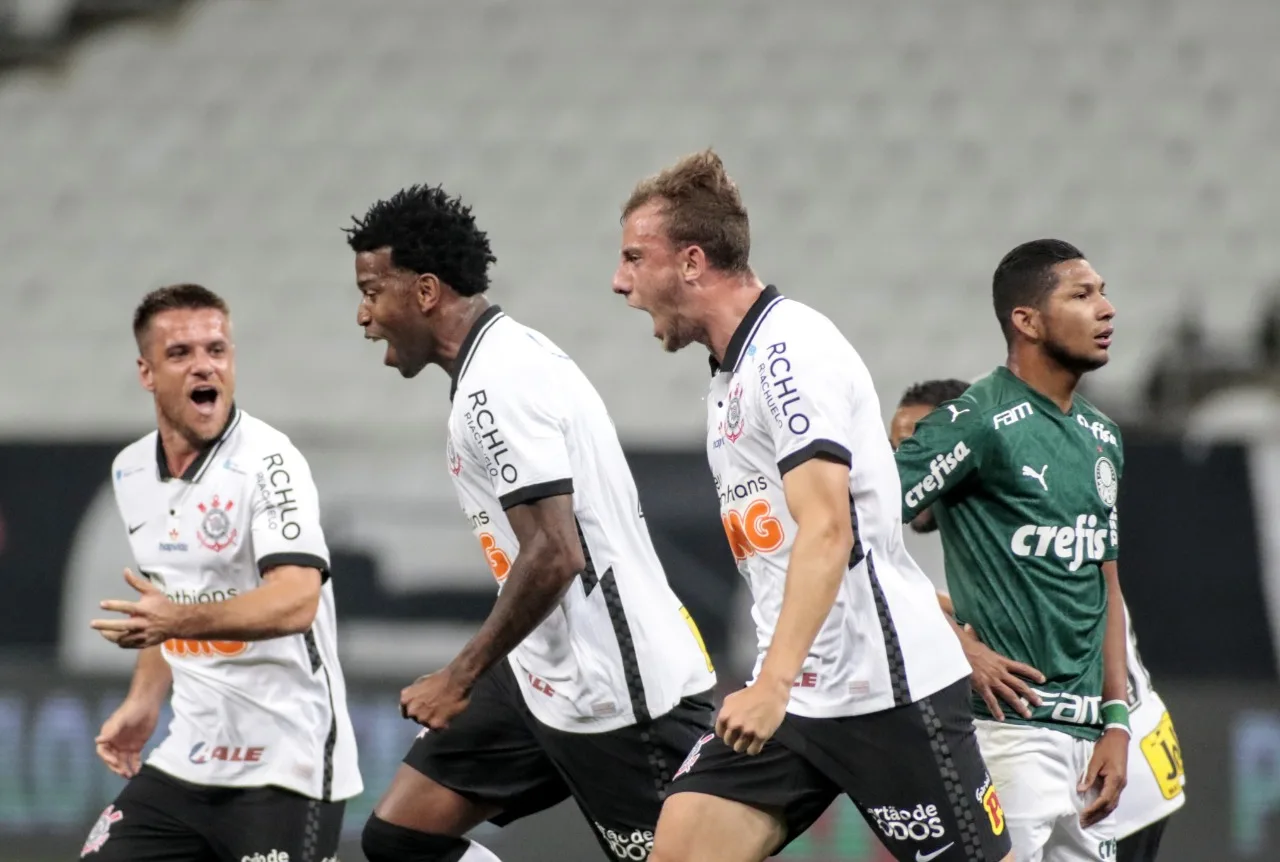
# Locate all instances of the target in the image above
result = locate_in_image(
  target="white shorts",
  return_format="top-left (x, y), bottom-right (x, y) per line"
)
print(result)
top-left (975, 720), bottom-right (1116, 862)
top-left (1112, 690), bottom-right (1187, 839)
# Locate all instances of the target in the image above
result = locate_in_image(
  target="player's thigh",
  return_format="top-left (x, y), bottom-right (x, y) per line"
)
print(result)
top-left (1116, 817), bottom-right (1169, 862)
top-left (796, 679), bottom-right (1013, 862)
top-left (81, 766), bottom-right (217, 862)
top-left (1044, 812), bottom-right (1117, 862)
top-left (537, 692), bottom-right (715, 856)
top-left (385, 662), bottom-right (570, 833)
top-left (214, 788), bottom-right (344, 862)
top-left (975, 717), bottom-right (1078, 860)
top-left (653, 730), bottom-right (838, 861)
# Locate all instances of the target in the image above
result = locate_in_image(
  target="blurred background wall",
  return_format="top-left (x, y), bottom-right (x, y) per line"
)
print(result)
top-left (2, 1), bottom-right (1280, 859)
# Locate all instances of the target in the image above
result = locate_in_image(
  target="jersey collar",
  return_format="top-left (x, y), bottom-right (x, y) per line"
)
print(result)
top-left (449, 304), bottom-right (505, 401)
top-left (709, 284), bottom-right (782, 376)
top-left (155, 403), bottom-right (241, 482)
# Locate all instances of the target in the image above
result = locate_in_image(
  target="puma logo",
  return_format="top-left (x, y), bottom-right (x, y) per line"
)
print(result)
top-left (1021, 464), bottom-right (1049, 491)
top-left (946, 405), bottom-right (970, 422)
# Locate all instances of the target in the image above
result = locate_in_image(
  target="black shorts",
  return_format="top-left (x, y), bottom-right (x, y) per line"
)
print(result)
top-left (1117, 817), bottom-right (1170, 862)
top-left (404, 660), bottom-right (714, 859)
top-left (80, 764), bottom-right (345, 862)
top-left (669, 677), bottom-right (1012, 862)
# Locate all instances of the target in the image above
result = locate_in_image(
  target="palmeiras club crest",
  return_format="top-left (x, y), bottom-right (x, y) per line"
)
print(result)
top-left (197, 496), bottom-right (239, 552)
top-left (447, 438), bottom-right (462, 476)
top-left (723, 383), bottom-right (746, 443)
top-left (81, 804), bottom-right (123, 856)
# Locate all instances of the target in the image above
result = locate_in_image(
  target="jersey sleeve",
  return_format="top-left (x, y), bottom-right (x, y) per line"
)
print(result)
top-left (894, 396), bottom-right (988, 523)
top-left (251, 442), bottom-right (331, 580)
top-left (454, 374), bottom-right (574, 510)
top-left (754, 337), bottom-right (856, 476)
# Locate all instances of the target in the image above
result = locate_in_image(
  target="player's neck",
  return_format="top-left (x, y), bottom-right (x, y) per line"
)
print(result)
top-left (1005, 349), bottom-right (1081, 414)
top-left (156, 419), bottom-right (204, 479)
top-left (434, 295), bottom-right (492, 376)
top-left (704, 273), bottom-right (767, 364)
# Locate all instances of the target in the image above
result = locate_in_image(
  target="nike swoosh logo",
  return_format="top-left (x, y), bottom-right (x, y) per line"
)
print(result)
top-left (917, 843), bottom-right (955, 862)
top-left (128, 522), bottom-right (146, 535)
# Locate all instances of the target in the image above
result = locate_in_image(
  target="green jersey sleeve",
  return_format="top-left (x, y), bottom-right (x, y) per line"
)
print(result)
top-left (894, 395), bottom-right (990, 523)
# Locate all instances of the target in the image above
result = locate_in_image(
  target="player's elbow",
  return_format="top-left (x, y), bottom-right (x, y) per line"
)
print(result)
top-left (802, 511), bottom-right (855, 562)
top-left (548, 536), bottom-right (587, 586)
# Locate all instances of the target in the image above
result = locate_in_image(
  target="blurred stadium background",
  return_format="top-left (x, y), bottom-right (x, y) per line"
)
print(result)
top-left (2, 0), bottom-right (1280, 859)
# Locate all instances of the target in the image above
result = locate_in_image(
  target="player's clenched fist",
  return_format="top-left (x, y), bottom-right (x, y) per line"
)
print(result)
top-left (715, 680), bottom-right (789, 756)
top-left (400, 668), bottom-right (472, 730)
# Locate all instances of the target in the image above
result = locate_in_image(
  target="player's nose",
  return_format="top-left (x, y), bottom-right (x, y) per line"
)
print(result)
top-left (611, 272), bottom-right (631, 297)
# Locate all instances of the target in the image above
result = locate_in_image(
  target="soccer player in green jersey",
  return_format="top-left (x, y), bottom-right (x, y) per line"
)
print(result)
top-left (894, 240), bottom-right (1128, 862)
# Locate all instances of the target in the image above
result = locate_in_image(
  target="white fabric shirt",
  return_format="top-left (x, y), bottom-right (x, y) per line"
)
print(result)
top-left (111, 408), bottom-right (361, 801)
top-left (706, 286), bottom-right (970, 718)
top-left (446, 307), bottom-right (717, 733)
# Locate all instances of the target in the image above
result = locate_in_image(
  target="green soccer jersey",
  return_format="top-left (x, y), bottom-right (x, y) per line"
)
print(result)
top-left (895, 366), bottom-right (1123, 740)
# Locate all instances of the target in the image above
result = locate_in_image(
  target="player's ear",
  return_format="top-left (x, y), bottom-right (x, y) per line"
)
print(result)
top-left (679, 244), bottom-right (706, 284)
top-left (1009, 305), bottom-right (1042, 342)
top-left (137, 355), bottom-right (156, 393)
top-left (414, 273), bottom-right (443, 314)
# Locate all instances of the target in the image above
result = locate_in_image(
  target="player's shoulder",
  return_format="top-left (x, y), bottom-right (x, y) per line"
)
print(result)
top-left (231, 411), bottom-right (312, 467)
top-left (112, 432), bottom-right (157, 486)
top-left (460, 313), bottom-right (580, 402)
top-left (758, 294), bottom-right (851, 353)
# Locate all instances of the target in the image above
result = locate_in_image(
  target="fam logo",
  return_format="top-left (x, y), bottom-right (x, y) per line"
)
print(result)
top-left (1094, 456), bottom-right (1118, 507)
top-left (196, 496), bottom-right (238, 552)
top-left (446, 438), bottom-right (462, 476)
top-left (81, 804), bottom-right (123, 857)
top-left (188, 742), bottom-right (266, 764)
top-left (724, 383), bottom-right (746, 442)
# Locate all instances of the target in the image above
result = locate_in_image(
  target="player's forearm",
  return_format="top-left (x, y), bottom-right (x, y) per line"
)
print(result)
top-left (757, 519), bottom-right (853, 693)
top-left (1100, 561), bottom-right (1127, 704)
top-left (175, 569), bottom-right (320, 641)
top-left (449, 537), bottom-right (579, 686)
top-left (126, 646), bottom-right (172, 709)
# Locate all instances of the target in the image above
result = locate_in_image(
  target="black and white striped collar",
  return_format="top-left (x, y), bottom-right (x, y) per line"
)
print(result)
top-left (449, 304), bottom-right (506, 401)
top-left (709, 285), bottom-right (784, 376)
top-left (155, 403), bottom-right (242, 482)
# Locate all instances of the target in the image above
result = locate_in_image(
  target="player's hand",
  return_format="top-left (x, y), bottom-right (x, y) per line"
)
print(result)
top-left (1079, 727), bottom-right (1128, 828)
top-left (715, 679), bottom-right (788, 756)
top-left (91, 569), bottom-right (182, 649)
top-left (400, 668), bottom-right (471, 730)
top-left (958, 624), bottom-right (1045, 721)
top-left (95, 698), bottom-right (160, 779)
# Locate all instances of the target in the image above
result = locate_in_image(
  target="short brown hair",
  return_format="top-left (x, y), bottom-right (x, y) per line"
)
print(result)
top-left (622, 149), bottom-right (751, 273)
top-left (133, 284), bottom-right (230, 350)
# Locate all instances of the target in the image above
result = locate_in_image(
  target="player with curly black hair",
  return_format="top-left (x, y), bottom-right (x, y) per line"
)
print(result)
top-left (346, 184), bottom-right (717, 862)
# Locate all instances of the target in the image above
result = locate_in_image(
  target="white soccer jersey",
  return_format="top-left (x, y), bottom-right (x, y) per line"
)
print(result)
top-left (110, 407), bottom-right (361, 801)
top-left (1113, 603), bottom-right (1187, 837)
top-left (446, 306), bottom-right (717, 733)
top-left (706, 286), bottom-right (969, 718)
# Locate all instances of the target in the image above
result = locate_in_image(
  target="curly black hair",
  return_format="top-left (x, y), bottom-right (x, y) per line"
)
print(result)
top-left (899, 378), bottom-right (971, 409)
top-left (345, 184), bottom-right (497, 297)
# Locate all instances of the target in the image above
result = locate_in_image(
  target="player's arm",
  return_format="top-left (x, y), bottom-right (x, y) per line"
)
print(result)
top-left (401, 372), bottom-right (583, 728)
top-left (93, 443), bottom-right (329, 646)
top-left (893, 396), bottom-right (985, 523)
top-left (449, 494), bottom-right (585, 685)
top-left (937, 589), bottom-right (1045, 720)
top-left (754, 457), bottom-right (855, 694)
top-left (1080, 558), bottom-right (1130, 826)
top-left (716, 335), bottom-right (856, 755)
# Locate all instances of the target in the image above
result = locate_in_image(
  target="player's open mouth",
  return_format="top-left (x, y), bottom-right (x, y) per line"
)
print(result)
top-left (190, 386), bottom-right (219, 415)
top-left (1094, 329), bottom-right (1113, 348)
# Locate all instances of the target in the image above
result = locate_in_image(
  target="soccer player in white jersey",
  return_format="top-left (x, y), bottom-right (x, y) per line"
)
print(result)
top-left (85, 284), bottom-right (360, 862)
top-left (610, 149), bottom-right (1013, 862)
top-left (344, 185), bottom-right (717, 862)
top-left (890, 379), bottom-right (1186, 862)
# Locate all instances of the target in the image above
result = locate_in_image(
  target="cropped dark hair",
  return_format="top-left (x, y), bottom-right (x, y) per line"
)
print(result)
top-left (133, 284), bottom-right (229, 351)
top-left (899, 378), bottom-right (972, 409)
top-left (992, 239), bottom-right (1085, 344)
top-left (345, 184), bottom-right (497, 297)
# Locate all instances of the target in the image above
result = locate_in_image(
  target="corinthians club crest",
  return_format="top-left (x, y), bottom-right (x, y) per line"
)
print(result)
top-left (724, 383), bottom-right (746, 443)
top-left (447, 438), bottom-right (462, 476)
top-left (81, 804), bottom-right (123, 856)
top-left (197, 496), bottom-right (239, 552)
